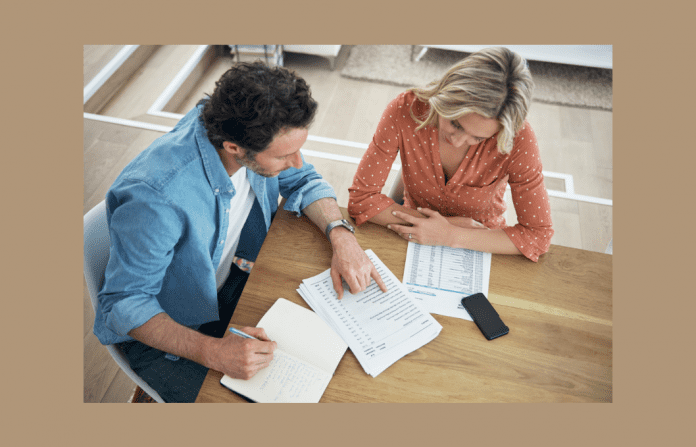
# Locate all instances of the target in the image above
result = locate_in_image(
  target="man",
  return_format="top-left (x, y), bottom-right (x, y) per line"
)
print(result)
top-left (93, 61), bottom-right (387, 402)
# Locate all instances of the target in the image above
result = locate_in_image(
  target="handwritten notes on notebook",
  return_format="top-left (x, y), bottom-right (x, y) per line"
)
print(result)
top-left (249, 350), bottom-right (330, 402)
top-left (403, 242), bottom-right (492, 320)
top-left (298, 249), bottom-right (442, 377)
top-left (220, 298), bottom-right (348, 403)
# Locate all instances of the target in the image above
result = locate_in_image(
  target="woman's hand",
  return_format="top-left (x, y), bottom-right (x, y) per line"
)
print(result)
top-left (387, 208), bottom-right (483, 246)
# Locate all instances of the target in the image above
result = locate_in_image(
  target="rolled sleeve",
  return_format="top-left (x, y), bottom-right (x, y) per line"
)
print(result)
top-left (279, 156), bottom-right (337, 216)
top-left (94, 182), bottom-right (184, 344)
top-left (101, 295), bottom-right (166, 340)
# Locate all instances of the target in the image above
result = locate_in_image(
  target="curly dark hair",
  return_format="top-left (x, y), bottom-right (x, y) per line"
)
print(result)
top-left (198, 61), bottom-right (318, 153)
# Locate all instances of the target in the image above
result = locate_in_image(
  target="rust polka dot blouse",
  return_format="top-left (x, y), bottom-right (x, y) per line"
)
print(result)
top-left (348, 91), bottom-right (554, 262)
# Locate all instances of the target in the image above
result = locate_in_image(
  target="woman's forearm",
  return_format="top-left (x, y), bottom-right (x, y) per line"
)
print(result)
top-left (371, 204), bottom-right (522, 256)
top-left (367, 202), bottom-right (425, 227)
top-left (448, 227), bottom-right (522, 255)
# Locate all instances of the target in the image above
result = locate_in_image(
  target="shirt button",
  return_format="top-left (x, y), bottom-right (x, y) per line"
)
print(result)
top-left (219, 240), bottom-right (224, 244)
top-left (215, 188), bottom-right (219, 193)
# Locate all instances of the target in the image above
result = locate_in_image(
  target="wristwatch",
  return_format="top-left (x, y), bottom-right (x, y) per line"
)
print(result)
top-left (325, 219), bottom-right (355, 240)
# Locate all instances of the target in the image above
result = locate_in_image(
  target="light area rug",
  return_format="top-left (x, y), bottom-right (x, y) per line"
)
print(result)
top-left (340, 45), bottom-right (612, 111)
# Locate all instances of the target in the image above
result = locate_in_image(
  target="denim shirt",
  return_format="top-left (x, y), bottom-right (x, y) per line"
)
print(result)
top-left (93, 105), bottom-right (336, 345)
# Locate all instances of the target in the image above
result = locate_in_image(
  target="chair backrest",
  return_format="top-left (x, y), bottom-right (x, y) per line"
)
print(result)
top-left (83, 201), bottom-right (164, 402)
top-left (84, 201), bottom-right (111, 310)
top-left (388, 169), bottom-right (404, 203)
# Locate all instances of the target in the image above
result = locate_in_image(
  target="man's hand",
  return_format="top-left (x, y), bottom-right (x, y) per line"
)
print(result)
top-left (300, 197), bottom-right (388, 300)
top-left (129, 314), bottom-right (277, 381)
top-left (329, 228), bottom-right (388, 299)
top-left (206, 327), bottom-right (277, 380)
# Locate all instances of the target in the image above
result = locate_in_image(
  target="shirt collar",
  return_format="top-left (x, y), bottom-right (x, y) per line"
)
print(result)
top-left (193, 106), bottom-right (235, 196)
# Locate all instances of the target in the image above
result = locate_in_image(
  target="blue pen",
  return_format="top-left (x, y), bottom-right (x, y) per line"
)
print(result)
top-left (229, 327), bottom-right (258, 340)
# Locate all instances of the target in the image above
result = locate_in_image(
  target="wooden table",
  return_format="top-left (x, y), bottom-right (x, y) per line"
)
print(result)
top-left (196, 207), bottom-right (612, 403)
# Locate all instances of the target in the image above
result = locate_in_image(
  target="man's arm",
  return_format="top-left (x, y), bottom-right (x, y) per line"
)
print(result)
top-left (128, 313), bottom-right (277, 380)
top-left (302, 197), bottom-right (388, 299)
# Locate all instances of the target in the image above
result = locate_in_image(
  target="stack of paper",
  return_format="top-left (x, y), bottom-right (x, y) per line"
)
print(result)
top-left (297, 249), bottom-right (442, 377)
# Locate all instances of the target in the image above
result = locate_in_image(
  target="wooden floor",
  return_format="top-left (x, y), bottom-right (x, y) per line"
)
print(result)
top-left (83, 45), bottom-right (613, 402)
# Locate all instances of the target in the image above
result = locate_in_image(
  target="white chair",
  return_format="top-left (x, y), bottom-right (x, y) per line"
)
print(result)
top-left (387, 170), bottom-right (405, 202)
top-left (84, 200), bottom-right (165, 403)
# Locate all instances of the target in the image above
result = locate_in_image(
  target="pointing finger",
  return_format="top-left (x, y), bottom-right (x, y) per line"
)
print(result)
top-left (371, 266), bottom-right (388, 293)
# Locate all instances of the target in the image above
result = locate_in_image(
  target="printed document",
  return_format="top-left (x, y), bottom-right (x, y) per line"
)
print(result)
top-left (402, 242), bottom-right (491, 320)
top-left (298, 249), bottom-right (442, 377)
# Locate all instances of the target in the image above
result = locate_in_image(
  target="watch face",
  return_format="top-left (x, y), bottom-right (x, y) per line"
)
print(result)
top-left (341, 220), bottom-right (355, 232)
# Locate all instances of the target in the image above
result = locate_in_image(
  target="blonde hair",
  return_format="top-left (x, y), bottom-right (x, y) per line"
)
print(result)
top-left (409, 47), bottom-right (534, 155)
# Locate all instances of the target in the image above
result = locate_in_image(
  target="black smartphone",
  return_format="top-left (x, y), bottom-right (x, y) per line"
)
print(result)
top-left (461, 293), bottom-right (509, 340)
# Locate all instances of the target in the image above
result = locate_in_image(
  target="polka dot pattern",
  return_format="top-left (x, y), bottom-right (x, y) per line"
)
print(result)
top-left (348, 91), bottom-right (554, 262)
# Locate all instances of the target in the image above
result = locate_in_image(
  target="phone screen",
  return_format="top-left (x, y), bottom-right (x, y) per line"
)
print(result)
top-left (461, 293), bottom-right (509, 340)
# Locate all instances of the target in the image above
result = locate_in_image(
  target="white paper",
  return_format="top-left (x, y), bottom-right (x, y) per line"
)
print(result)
top-left (298, 249), bottom-right (442, 377)
top-left (221, 349), bottom-right (331, 403)
top-left (402, 242), bottom-right (492, 320)
top-left (256, 298), bottom-right (347, 375)
top-left (220, 298), bottom-right (348, 403)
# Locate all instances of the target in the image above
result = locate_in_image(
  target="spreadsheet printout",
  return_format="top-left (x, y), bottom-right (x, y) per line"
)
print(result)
top-left (403, 242), bottom-right (491, 320)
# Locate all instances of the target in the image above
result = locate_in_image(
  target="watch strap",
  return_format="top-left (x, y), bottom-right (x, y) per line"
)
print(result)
top-left (325, 219), bottom-right (355, 240)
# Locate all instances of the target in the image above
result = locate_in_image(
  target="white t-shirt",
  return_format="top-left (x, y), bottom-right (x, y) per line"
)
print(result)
top-left (215, 167), bottom-right (256, 290)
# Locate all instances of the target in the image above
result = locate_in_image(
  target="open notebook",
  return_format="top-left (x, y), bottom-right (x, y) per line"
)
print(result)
top-left (220, 298), bottom-right (348, 403)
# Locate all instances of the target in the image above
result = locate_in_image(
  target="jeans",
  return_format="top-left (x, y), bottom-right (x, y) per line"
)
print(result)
top-left (118, 264), bottom-right (249, 403)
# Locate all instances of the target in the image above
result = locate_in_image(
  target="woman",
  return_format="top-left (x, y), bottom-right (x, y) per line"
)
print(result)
top-left (348, 47), bottom-right (553, 262)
